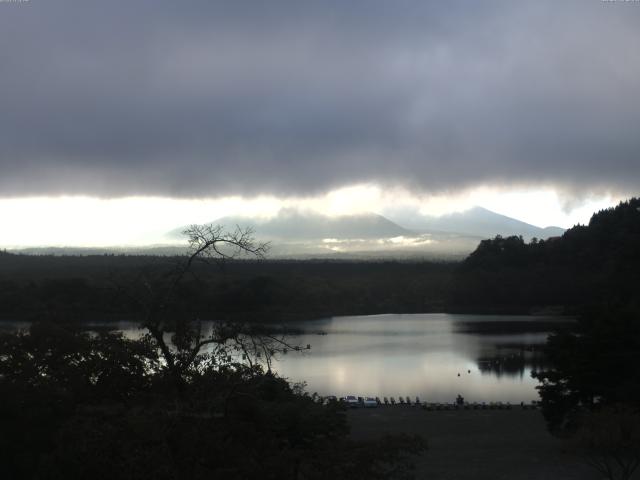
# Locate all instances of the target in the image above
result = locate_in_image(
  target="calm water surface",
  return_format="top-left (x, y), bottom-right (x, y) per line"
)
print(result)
top-left (275, 313), bottom-right (568, 403)
top-left (1, 313), bottom-right (570, 403)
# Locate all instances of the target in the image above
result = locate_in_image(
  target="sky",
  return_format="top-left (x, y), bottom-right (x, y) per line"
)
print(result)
top-left (0, 1), bottom-right (638, 246)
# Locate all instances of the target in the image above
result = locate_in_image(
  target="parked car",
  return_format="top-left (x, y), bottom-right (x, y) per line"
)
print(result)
top-left (362, 397), bottom-right (378, 408)
top-left (343, 395), bottom-right (360, 408)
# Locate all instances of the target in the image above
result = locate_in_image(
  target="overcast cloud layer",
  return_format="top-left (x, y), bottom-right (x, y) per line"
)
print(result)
top-left (1, 0), bottom-right (639, 198)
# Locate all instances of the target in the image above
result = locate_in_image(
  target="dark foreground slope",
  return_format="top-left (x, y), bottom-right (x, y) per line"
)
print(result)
top-left (349, 407), bottom-right (597, 480)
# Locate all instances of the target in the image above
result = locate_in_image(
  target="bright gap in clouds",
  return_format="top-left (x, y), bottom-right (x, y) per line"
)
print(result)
top-left (0, 187), bottom-right (621, 247)
top-left (0, 196), bottom-right (282, 248)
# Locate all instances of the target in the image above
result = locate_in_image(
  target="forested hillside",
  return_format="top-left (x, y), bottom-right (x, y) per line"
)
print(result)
top-left (451, 198), bottom-right (640, 313)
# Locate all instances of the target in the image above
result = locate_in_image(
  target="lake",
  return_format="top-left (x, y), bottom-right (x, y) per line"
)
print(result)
top-left (275, 313), bottom-right (569, 403)
top-left (0, 313), bottom-right (571, 403)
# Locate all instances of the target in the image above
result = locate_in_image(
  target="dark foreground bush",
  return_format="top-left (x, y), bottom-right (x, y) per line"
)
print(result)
top-left (0, 322), bottom-right (424, 480)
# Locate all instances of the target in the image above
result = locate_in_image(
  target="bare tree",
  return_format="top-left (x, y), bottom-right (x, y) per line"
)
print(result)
top-left (115, 223), bottom-right (298, 391)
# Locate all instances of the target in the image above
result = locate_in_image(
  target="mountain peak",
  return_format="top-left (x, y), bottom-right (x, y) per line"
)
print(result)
top-left (386, 206), bottom-right (564, 240)
top-left (169, 209), bottom-right (412, 241)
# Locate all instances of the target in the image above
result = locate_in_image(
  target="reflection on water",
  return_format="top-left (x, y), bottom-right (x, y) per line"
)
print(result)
top-left (274, 314), bottom-right (572, 403)
top-left (0, 313), bottom-right (572, 403)
top-left (476, 345), bottom-right (548, 379)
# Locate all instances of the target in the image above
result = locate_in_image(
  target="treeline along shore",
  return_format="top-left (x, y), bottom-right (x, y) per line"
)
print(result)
top-left (1, 198), bottom-right (638, 323)
top-left (0, 255), bottom-right (454, 322)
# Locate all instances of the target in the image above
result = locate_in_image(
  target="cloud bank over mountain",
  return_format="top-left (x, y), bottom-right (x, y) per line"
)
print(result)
top-left (161, 206), bottom-right (565, 259)
top-left (1, 1), bottom-right (639, 199)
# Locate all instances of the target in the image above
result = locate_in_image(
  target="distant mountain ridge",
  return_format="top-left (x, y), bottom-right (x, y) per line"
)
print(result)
top-left (386, 206), bottom-right (564, 241)
top-left (163, 207), bottom-right (564, 258)
top-left (8, 207), bottom-right (566, 259)
top-left (169, 210), bottom-right (412, 241)
top-left (170, 207), bottom-right (563, 242)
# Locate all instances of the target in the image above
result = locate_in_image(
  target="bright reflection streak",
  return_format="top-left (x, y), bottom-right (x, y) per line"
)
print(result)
top-left (333, 366), bottom-right (347, 387)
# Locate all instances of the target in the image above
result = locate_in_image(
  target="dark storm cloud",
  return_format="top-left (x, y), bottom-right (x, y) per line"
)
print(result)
top-left (0, 0), bottom-right (639, 197)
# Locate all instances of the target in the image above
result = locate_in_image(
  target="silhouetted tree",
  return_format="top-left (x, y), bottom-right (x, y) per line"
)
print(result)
top-left (112, 224), bottom-right (300, 392)
top-left (533, 305), bottom-right (640, 433)
top-left (0, 322), bottom-right (425, 480)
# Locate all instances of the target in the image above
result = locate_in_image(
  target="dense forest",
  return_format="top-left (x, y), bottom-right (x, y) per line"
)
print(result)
top-left (452, 197), bottom-right (640, 315)
top-left (0, 255), bottom-right (454, 322)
